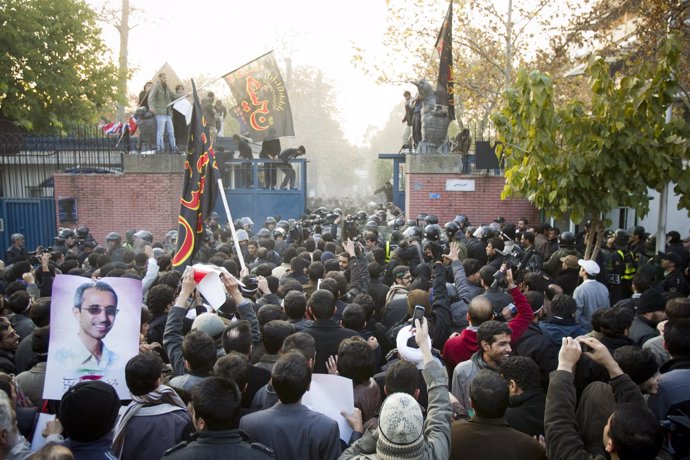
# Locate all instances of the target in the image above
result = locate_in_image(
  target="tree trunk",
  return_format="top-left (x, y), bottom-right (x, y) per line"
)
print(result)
top-left (115, 0), bottom-right (129, 121)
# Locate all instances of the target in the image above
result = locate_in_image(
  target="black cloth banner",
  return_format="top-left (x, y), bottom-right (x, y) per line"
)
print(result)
top-left (223, 51), bottom-right (295, 141)
top-left (434, 1), bottom-right (455, 121)
top-left (172, 80), bottom-right (221, 269)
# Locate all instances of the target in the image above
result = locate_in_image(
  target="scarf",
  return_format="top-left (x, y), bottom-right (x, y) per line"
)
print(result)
top-left (112, 384), bottom-right (186, 456)
top-left (385, 284), bottom-right (409, 306)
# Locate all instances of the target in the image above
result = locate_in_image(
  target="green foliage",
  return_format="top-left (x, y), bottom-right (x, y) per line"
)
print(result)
top-left (0, 0), bottom-right (118, 133)
top-left (494, 35), bottom-right (690, 255)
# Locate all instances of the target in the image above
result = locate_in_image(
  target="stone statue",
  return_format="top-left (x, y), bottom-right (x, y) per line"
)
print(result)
top-left (410, 79), bottom-right (450, 154)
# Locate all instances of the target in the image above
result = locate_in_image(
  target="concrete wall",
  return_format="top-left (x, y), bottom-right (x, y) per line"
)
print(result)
top-left (405, 154), bottom-right (540, 226)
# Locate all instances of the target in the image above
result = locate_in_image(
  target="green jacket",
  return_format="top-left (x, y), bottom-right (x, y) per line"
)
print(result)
top-left (149, 81), bottom-right (176, 115)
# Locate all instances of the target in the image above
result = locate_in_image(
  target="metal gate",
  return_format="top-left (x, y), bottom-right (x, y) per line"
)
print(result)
top-left (0, 198), bottom-right (56, 254)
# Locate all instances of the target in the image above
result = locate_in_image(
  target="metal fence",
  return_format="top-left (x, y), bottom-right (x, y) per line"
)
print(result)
top-left (0, 130), bottom-right (129, 198)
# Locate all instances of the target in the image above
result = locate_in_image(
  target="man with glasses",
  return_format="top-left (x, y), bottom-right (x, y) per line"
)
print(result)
top-left (56, 281), bottom-right (120, 370)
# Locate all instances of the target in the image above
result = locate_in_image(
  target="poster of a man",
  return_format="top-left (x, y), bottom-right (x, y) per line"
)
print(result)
top-left (43, 275), bottom-right (141, 400)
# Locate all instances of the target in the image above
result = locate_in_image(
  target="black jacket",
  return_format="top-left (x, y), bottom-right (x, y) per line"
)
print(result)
top-left (505, 388), bottom-right (546, 437)
top-left (303, 319), bottom-right (358, 374)
top-left (163, 429), bottom-right (274, 459)
top-left (513, 323), bottom-right (558, 388)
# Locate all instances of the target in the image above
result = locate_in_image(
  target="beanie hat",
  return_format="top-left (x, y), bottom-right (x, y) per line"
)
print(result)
top-left (377, 392), bottom-right (425, 460)
top-left (320, 251), bottom-right (335, 263)
top-left (637, 287), bottom-right (666, 314)
top-left (192, 312), bottom-right (226, 341)
top-left (59, 380), bottom-right (120, 442)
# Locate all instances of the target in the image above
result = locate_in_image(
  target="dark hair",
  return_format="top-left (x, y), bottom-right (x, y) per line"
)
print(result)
top-left (146, 284), bottom-right (175, 315)
top-left (73, 281), bottom-right (118, 310)
top-left (498, 356), bottom-right (541, 391)
top-left (609, 403), bottom-right (663, 460)
top-left (613, 346), bottom-right (658, 382)
top-left (462, 258), bottom-right (482, 277)
top-left (477, 320), bottom-right (512, 346)
top-left (324, 259), bottom-right (340, 273)
top-left (470, 369), bottom-right (509, 418)
top-left (522, 272), bottom-right (547, 293)
top-left (599, 306), bottom-right (634, 337)
top-left (368, 262), bottom-right (382, 279)
top-left (222, 320), bottom-right (252, 355)
top-left (384, 360), bottom-right (419, 396)
top-left (307, 262), bottom-right (324, 282)
top-left (664, 318), bottom-right (690, 357)
top-left (342, 304), bottom-right (366, 331)
top-left (191, 377), bottom-right (242, 430)
top-left (352, 293), bottom-right (375, 321)
top-left (272, 352), bottom-right (311, 404)
top-left (487, 237), bottom-right (504, 252)
top-left (632, 272), bottom-right (653, 293)
top-left (551, 294), bottom-right (577, 318)
top-left (479, 265), bottom-right (497, 287)
top-left (7, 290), bottom-right (30, 314)
top-left (324, 271), bottom-right (348, 298)
top-left (284, 291), bottom-right (307, 320)
top-left (337, 336), bottom-right (376, 385)
top-left (182, 331), bottom-right (216, 374)
top-left (279, 278), bottom-right (304, 296)
top-left (522, 231), bottom-right (535, 245)
top-left (125, 352), bottom-right (163, 396)
top-left (524, 291), bottom-right (544, 314)
top-left (282, 247), bottom-right (298, 265)
top-left (257, 305), bottom-right (284, 327)
top-left (30, 297), bottom-right (51, 327)
top-left (666, 297), bottom-right (690, 321)
top-left (261, 320), bottom-right (295, 354)
top-left (319, 278), bottom-right (340, 298)
top-left (31, 325), bottom-right (50, 357)
top-left (290, 256), bottom-right (310, 275)
top-left (213, 351), bottom-right (249, 389)
top-left (308, 289), bottom-right (336, 320)
top-left (281, 332), bottom-right (316, 361)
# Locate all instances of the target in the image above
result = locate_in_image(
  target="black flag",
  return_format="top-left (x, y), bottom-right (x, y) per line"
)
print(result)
top-left (434, 1), bottom-right (455, 120)
top-left (172, 80), bottom-right (221, 270)
top-left (223, 51), bottom-right (295, 141)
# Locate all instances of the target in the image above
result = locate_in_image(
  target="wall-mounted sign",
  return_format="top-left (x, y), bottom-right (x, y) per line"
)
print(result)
top-left (429, 193), bottom-right (441, 199)
top-left (445, 179), bottom-right (476, 192)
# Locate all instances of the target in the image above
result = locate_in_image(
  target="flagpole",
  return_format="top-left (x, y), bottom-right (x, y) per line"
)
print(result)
top-left (216, 177), bottom-right (246, 272)
top-left (221, 50), bottom-right (274, 79)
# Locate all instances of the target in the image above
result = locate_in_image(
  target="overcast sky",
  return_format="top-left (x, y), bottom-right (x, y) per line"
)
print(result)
top-left (90, 0), bottom-right (417, 146)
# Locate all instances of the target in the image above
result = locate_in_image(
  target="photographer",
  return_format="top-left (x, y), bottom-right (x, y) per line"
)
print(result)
top-left (277, 145), bottom-right (306, 190)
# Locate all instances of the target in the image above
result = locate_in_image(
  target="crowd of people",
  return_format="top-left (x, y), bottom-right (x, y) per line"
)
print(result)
top-left (1, 209), bottom-right (689, 460)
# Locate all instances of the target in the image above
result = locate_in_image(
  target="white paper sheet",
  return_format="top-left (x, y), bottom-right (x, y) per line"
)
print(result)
top-left (301, 374), bottom-right (354, 443)
top-left (30, 413), bottom-right (56, 451)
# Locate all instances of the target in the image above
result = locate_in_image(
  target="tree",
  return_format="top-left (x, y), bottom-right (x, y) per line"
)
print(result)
top-left (288, 65), bottom-right (363, 198)
top-left (0, 0), bottom-right (118, 133)
top-left (352, 0), bottom-right (569, 138)
top-left (547, 0), bottom-right (690, 112)
top-left (493, 35), bottom-right (690, 259)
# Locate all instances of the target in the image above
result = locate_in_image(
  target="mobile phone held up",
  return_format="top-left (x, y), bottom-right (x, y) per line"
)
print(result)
top-left (413, 305), bottom-right (425, 326)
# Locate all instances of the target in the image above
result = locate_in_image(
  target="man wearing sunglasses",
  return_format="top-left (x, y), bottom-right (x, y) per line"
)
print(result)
top-left (57, 281), bottom-right (120, 370)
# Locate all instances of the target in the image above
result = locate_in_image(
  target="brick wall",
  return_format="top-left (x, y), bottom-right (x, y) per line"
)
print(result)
top-left (53, 172), bottom-right (183, 244)
top-left (406, 173), bottom-right (540, 226)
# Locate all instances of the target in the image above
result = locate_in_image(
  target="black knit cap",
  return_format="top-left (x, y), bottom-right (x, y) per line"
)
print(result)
top-left (59, 380), bottom-right (121, 442)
